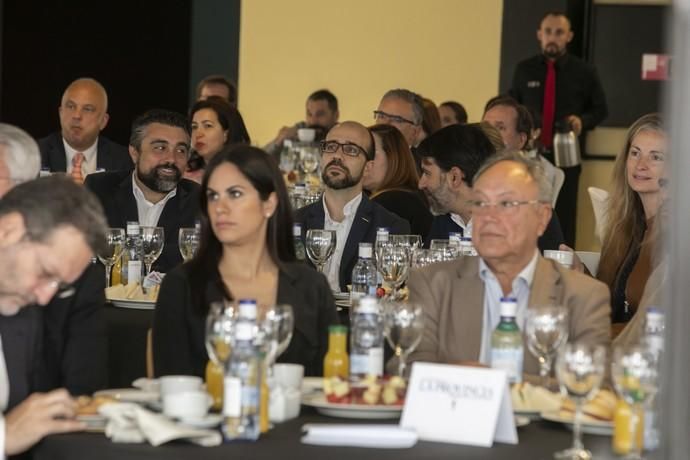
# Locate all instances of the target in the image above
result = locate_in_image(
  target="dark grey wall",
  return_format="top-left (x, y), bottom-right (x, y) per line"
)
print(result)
top-left (189, 0), bottom-right (241, 104)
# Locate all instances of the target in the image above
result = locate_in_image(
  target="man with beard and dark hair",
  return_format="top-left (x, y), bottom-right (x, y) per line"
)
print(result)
top-left (85, 109), bottom-right (200, 272)
top-left (294, 121), bottom-right (409, 293)
top-left (509, 11), bottom-right (608, 247)
top-left (418, 124), bottom-right (564, 252)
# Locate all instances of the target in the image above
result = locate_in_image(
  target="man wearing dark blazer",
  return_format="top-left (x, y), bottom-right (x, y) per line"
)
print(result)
top-left (85, 109), bottom-right (199, 273)
top-left (294, 121), bottom-right (410, 293)
top-left (38, 78), bottom-right (132, 179)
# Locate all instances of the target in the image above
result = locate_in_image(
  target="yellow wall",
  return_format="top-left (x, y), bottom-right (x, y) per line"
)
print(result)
top-left (238, 0), bottom-right (503, 145)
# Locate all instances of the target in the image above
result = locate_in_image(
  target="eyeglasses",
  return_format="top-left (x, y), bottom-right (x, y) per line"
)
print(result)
top-left (320, 140), bottom-right (367, 157)
top-left (467, 199), bottom-right (544, 216)
top-left (373, 110), bottom-right (417, 126)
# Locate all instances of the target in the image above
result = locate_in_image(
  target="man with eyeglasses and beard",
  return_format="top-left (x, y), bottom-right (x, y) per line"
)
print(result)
top-left (294, 121), bottom-right (409, 293)
top-left (85, 110), bottom-right (200, 273)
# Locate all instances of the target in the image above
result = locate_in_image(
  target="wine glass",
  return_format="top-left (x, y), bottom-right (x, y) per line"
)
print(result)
top-left (260, 304), bottom-right (295, 379)
top-left (383, 301), bottom-right (424, 377)
top-left (178, 227), bottom-right (200, 262)
top-left (97, 228), bottom-right (125, 287)
top-left (612, 345), bottom-right (659, 460)
top-left (429, 239), bottom-right (460, 261)
top-left (299, 147), bottom-right (319, 177)
top-left (526, 306), bottom-right (569, 389)
top-left (411, 249), bottom-right (435, 268)
top-left (205, 301), bottom-right (237, 365)
top-left (377, 245), bottom-right (410, 293)
top-left (554, 343), bottom-right (606, 460)
top-left (390, 234), bottom-right (422, 266)
top-left (305, 229), bottom-right (336, 273)
top-left (140, 227), bottom-right (164, 275)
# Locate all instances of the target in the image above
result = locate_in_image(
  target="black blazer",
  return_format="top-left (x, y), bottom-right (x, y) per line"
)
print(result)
top-left (38, 132), bottom-right (133, 173)
top-left (35, 262), bottom-right (108, 396)
top-left (0, 305), bottom-right (43, 410)
top-left (152, 262), bottom-right (337, 378)
top-left (371, 189), bottom-right (433, 241)
top-left (294, 193), bottom-right (411, 292)
top-left (84, 170), bottom-right (201, 273)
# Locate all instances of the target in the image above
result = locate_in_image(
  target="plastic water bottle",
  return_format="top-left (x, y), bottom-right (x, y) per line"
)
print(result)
top-left (293, 223), bottom-right (306, 261)
top-left (490, 297), bottom-right (523, 384)
top-left (222, 321), bottom-right (261, 441)
top-left (643, 308), bottom-right (664, 451)
top-left (351, 243), bottom-right (377, 304)
top-left (121, 222), bottom-right (143, 285)
top-left (349, 296), bottom-right (384, 382)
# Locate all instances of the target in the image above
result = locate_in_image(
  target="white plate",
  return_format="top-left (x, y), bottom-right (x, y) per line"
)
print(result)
top-left (77, 414), bottom-right (108, 432)
top-left (132, 378), bottom-right (160, 393)
top-left (332, 292), bottom-right (350, 301)
top-left (515, 415), bottom-right (530, 428)
top-left (178, 413), bottom-right (223, 429)
top-left (108, 298), bottom-right (156, 310)
top-left (94, 388), bottom-right (160, 403)
top-left (335, 300), bottom-right (351, 309)
top-left (514, 409), bottom-right (542, 420)
top-left (302, 392), bottom-right (402, 420)
top-left (540, 410), bottom-right (613, 436)
top-left (302, 377), bottom-right (323, 394)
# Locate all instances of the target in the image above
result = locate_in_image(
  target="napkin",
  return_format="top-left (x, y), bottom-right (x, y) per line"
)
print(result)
top-left (301, 424), bottom-right (418, 448)
top-left (99, 403), bottom-right (222, 447)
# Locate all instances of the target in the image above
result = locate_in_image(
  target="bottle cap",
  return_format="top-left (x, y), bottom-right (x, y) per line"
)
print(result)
top-left (358, 242), bottom-right (373, 258)
top-left (356, 296), bottom-right (379, 314)
top-left (499, 297), bottom-right (518, 317)
top-left (329, 324), bottom-right (348, 334)
top-left (293, 223), bottom-right (302, 236)
top-left (238, 299), bottom-right (257, 319)
top-left (126, 222), bottom-right (140, 235)
top-left (460, 236), bottom-right (472, 243)
top-left (235, 322), bottom-right (255, 341)
top-left (646, 307), bottom-right (664, 328)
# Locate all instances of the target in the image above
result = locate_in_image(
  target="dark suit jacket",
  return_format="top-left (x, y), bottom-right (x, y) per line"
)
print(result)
top-left (294, 193), bottom-right (411, 292)
top-left (0, 306), bottom-right (43, 410)
top-left (36, 263), bottom-right (108, 396)
top-left (152, 262), bottom-right (337, 378)
top-left (371, 189), bottom-right (432, 241)
top-left (38, 132), bottom-right (133, 173)
top-left (85, 170), bottom-right (200, 273)
top-left (425, 212), bottom-right (565, 252)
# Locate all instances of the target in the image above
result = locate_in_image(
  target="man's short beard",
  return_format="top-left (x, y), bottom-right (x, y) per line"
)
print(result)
top-left (425, 184), bottom-right (455, 216)
top-left (137, 163), bottom-right (181, 193)
top-left (321, 160), bottom-right (363, 190)
top-left (542, 43), bottom-right (564, 59)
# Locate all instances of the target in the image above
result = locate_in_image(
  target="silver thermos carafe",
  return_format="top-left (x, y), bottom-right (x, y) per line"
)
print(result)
top-left (553, 119), bottom-right (581, 167)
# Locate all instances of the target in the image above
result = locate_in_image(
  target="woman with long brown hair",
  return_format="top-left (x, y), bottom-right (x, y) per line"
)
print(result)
top-left (596, 113), bottom-right (667, 334)
top-left (364, 124), bottom-right (433, 238)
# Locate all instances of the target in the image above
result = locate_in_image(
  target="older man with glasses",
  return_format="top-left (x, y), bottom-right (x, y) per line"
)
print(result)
top-left (404, 151), bottom-right (610, 377)
top-left (375, 89), bottom-right (425, 171)
top-left (294, 121), bottom-right (410, 293)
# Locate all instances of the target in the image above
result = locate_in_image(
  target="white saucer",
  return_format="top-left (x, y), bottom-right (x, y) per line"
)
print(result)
top-left (178, 413), bottom-right (223, 429)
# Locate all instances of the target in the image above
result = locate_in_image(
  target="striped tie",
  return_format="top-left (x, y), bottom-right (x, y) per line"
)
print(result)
top-left (71, 152), bottom-right (85, 184)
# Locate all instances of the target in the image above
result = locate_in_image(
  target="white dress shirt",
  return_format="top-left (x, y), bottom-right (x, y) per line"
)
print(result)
top-left (0, 334), bottom-right (10, 460)
top-left (63, 138), bottom-right (99, 176)
top-left (323, 193), bottom-right (363, 292)
top-left (449, 213), bottom-right (472, 237)
top-left (132, 176), bottom-right (177, 227)
top-left (477, 250), bottom-right (539, 364)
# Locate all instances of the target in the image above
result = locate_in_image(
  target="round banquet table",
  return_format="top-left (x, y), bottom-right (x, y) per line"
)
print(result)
top-left (33, 409), bottom-right (619, 460)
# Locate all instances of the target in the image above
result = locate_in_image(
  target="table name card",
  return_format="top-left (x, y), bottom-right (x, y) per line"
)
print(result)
top-left (400, 362), bottom-right (517, 447)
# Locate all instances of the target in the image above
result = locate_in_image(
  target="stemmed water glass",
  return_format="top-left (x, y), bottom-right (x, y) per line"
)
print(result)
top-left (178, 227), bottom-right (200, 262)
top-left (377, 245), bottom-right (410, 295)
top-left (554, 343), bottom-right (606, 460)
top-left (411, 249), bottom-right (435, 268)
top-left (429, 239), bottom-right (460, 261)
top-left (526, 306), bottom-right (569, 390)
top-left (97, 228), bottom-right (125, 288)
top-left (305, 229), bottom-right (336, 273)
top-left (611, 345), bottom-right (659, 460)
top-left (391, 234), bottom-right (422, 266)
top-left (259, 304), bottom-right (295, 379)
top-left (141, 227), bottom-right (164, 275)
top-left (299, 148), bottom-right (319, 177)
top-left (205, 301), bottom-right (237, 366)
top-left (383, 301), bottom-right (424, 377)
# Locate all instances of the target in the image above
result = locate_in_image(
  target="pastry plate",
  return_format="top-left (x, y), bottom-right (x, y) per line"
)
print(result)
top-left (77, 414), bottom-right (108, 432)
top-left (514, 415), bottom-right (530, 428)
top-left (94, 388), bottom-right (160, 403)
top-left (301, 392), bottom-right (402, 420)
top-left (540, 410), bottom-right (613, 436)
top-left (332, 292), bottom-right (350, 301)
top-left (302, 377), bottom-right (323, 394)
top-left (108, 298), bottom-right (156, 310)
top-left (177, 414), bottom-right (223, 429)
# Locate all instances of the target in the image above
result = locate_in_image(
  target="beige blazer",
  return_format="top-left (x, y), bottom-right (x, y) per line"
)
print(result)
top-left (406, 255), bottom-right (612, 375)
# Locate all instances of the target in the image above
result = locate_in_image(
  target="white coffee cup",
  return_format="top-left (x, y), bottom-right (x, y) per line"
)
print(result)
top-left (162, 390), bottom-right (212, 419)
top-left (297, 128), bottom-right (316, 143)
top-left (544, 250), bottom-right (574, 268)
top-left (273, 363), bottom-right (304, 390)
top-left (160, 375), bottom-right (203, 396)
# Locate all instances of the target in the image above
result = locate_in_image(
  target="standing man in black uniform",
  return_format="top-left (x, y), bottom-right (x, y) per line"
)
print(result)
top-left (509, 11), bottom-right (608, 247)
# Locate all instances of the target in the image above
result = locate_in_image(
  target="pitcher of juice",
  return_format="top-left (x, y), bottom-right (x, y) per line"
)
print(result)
top-left (324, 325), bottom-right (349, 379)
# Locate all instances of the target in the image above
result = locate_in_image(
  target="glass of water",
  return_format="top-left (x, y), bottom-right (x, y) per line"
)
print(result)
top-left (554, 343), bottom-right (606, 460)
top-left (383, 300), bottom-right (424, 377)
top-left (178, 227), bottom-right (200, 262)
top-left (97, 228), bottom-right (125, 287)
top-left (377, 245), bottom-right (410, 292)
top-left (305, 229), bottom-right (336, 273)
top-left (526, 305), bottom-right (569, 389)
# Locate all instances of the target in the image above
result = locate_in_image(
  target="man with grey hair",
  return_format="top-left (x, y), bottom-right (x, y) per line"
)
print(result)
top-left (0, 124), bottom-right (41, 195)
top-left (39, 78), bottom-right (132, 182)
top-left (0, 175), bottom-right (108, 457)
top-left (403, 151), bottom-right (610, 376)
top-left (375, 89), bottom-right (424, 148)
top-left (85, 109), bottom-right (200, 272)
